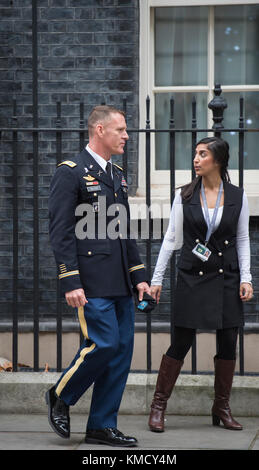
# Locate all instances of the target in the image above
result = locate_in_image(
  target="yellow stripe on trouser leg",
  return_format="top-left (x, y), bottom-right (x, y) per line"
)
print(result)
top-left (55, 306), bottom-right (96, 397)
top-left (78, 305), bottom-right (89, 339)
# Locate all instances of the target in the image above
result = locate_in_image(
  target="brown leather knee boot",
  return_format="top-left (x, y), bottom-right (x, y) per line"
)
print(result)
top-left (148, 355), bottom-right (183, 432)
top-left (211, 356), bottom-right (242, 430)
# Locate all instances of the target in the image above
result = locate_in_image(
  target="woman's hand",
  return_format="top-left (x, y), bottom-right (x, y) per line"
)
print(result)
top-left (239, 282), bottom-right (253, 302)
top-left (151, 285), bottom-right (162, 304)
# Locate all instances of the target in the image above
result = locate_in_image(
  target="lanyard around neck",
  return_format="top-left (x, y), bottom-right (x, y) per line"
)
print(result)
top-left (201, 181), bottom-right (223, 246)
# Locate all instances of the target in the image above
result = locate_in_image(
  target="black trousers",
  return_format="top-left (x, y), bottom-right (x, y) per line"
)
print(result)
top-left (166, 326), bottom-right (239, 361)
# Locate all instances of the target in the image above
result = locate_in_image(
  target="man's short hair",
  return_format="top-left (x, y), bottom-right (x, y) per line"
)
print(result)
top-left (87, 105), bottom-right (125, 137)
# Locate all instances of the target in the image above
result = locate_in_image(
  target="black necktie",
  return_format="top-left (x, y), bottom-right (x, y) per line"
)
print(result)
top-left (106, 161), bottom-right (113, 183)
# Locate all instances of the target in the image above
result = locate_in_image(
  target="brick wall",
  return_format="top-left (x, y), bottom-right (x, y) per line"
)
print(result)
top-left (0, 0), bottom-right (140, 323)
top-left (247, 217), bottom-right (259, 323)
top-left (0, 0), bottom-right (139, 184)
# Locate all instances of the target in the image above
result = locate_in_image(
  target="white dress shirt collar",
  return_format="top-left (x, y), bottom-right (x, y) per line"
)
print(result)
top-left (86, 144), bottom-right (112, 172)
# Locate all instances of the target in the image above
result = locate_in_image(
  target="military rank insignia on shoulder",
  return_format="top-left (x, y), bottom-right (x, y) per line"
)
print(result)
top-left (57, 160), bottom-right (77, 168)
top-left (113, 163), bottom-right (123, 172)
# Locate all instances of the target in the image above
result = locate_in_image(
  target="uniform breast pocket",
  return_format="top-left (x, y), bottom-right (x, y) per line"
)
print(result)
top-left (76, 239), bottom-right (111, 257)
top-left (81, 186), bottom-right (101, 201)
top-left (80, 185), bottom-right (103, 214)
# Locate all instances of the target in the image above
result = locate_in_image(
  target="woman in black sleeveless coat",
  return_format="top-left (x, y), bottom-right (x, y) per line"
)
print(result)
top-left (148, 137), bottom-right (253, 433)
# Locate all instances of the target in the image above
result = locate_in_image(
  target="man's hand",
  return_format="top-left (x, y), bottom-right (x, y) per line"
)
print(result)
top-left (136, 282), bottom-right (151, 301)
top-left (65, 288), bottom-right (88, 308)
top-left (240, 282), bottom-right (253, 302)
top-left (151, 285), bottom-right (162, 304)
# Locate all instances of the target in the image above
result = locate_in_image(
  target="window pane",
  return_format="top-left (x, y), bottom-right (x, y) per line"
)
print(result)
top-left (155, 93), bottom-right (207, 170)
top-left (221, 92), bottom-right (259, 170)
top-left (215, 5), bottom-right (259, 85)
top-left (155, 7), bottom-right (208, 87)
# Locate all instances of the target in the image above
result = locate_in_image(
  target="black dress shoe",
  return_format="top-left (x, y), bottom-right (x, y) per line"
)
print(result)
top-left (85, 428), bottom-right (138, 447)
top-left (45, 386), bottom-right (70, 439)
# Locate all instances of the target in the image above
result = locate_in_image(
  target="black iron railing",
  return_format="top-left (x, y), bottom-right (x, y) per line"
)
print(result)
top-left (0, 85), bottom-right (258, 374)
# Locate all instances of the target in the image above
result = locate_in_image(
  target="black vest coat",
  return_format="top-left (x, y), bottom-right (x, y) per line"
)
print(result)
top-left (174, 180), bottom-right (244, 330)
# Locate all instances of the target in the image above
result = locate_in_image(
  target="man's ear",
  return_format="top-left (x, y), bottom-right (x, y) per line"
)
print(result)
top-left (96, 123), bottom-right (104, 138)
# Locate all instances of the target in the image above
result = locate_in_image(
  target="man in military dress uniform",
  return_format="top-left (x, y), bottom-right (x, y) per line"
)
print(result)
top-left (46, 106), bottom-right (151, 447)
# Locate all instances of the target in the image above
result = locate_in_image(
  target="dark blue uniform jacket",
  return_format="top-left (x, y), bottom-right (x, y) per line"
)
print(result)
top-left (49, 148), bottom-right (148, 297)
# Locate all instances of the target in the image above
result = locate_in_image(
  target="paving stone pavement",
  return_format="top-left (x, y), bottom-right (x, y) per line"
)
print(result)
top-left (0, 413), bottom-right (258, 451)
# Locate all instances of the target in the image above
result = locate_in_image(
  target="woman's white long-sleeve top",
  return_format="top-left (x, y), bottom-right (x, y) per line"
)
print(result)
top-left (151, 188), bottom-right (252, 285)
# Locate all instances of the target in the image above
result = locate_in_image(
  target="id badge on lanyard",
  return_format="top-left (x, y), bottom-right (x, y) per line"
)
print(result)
top-left (192, 181), bottom-right (223, 263)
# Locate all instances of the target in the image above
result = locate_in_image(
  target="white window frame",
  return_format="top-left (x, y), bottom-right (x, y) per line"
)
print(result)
top-left (136, 0), bottom-right (259, 216)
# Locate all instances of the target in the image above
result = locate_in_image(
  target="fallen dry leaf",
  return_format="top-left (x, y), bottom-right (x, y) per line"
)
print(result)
top-left (0, 357), bottom-right (31, 372)
top-left (0, 357), bottom-right (12, 371)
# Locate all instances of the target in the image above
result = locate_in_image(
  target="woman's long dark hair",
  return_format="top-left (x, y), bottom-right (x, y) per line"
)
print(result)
top-left (181, 137), bottom-right (231, 201)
